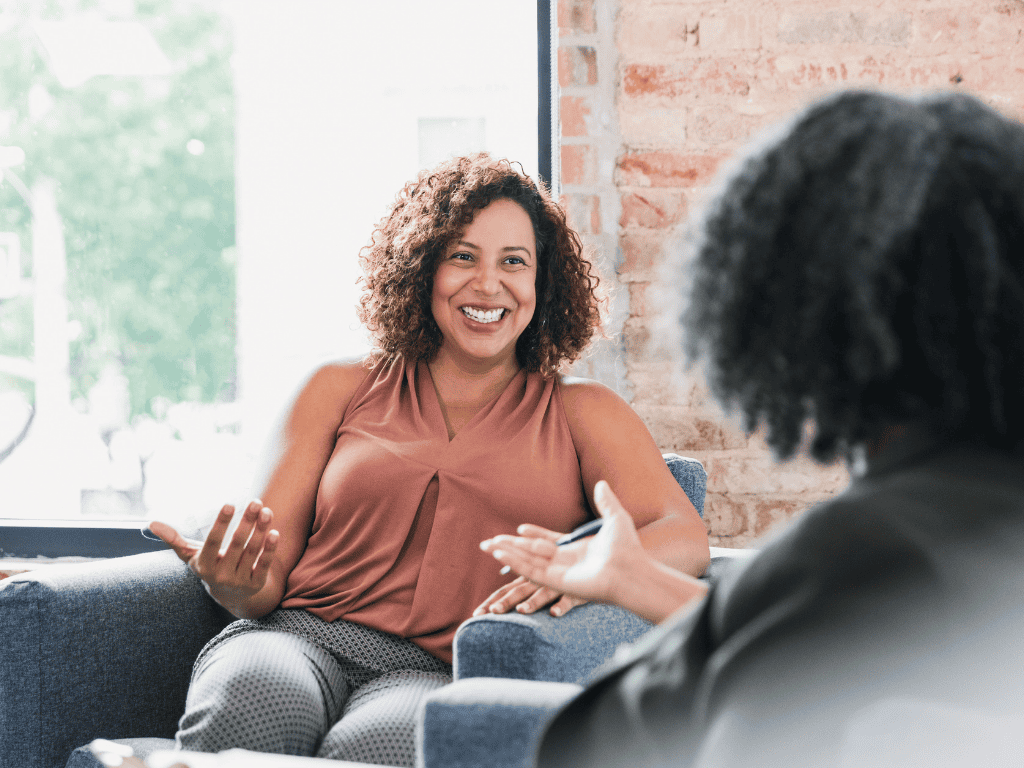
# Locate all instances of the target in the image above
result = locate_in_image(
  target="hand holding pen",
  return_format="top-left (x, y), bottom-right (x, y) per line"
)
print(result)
top-left (480, 481), bottom-right (646, 608)
top-left (495, 518), bottom-right (604, 576)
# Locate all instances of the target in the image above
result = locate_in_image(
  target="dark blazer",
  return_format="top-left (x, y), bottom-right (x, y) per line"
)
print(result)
top-left (537, 432), bottom-right (1024, 768)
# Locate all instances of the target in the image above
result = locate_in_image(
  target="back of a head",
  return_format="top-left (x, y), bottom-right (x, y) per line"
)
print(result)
top-left (683, 89), bottom-right (1024, 462)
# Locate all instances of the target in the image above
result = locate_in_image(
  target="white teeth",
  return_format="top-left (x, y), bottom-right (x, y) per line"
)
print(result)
top-left (461, 307), bottom-right (505, 324)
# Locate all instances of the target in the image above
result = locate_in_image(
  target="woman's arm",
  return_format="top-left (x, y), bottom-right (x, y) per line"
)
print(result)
top-left (481, 481), bottom-right (708, 624)
top-left (151, 361), bottom-right (370, 619)
top-left (560, 376), bottom-right (710, 577)
top-left (475, 377), bottom-right (710, 618)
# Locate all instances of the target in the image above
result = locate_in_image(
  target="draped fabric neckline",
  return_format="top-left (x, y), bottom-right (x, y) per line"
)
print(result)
top-left (422, 360), bottom-right (527, 444)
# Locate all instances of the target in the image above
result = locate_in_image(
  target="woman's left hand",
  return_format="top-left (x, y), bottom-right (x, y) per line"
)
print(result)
top-left (473, 523), bottom-right (589, 617)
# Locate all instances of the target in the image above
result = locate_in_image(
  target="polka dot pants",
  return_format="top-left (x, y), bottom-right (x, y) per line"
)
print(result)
top-left (176, 610), bottom-right (453, 766)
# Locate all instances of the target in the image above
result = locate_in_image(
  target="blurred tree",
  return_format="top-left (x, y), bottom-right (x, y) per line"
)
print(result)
top-left (0, 0), bottom-right (235, 417)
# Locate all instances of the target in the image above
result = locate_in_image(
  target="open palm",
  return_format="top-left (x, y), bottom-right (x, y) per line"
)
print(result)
top-left (481, 481), bottom-right (646, 605)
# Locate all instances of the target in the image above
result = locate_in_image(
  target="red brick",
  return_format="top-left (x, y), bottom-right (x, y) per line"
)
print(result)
top-left (618, 228), bottom-right (667, 281)
top-left (618, 4), bottom-right (696, 59)
top-left (760, 53), bottom-right (952, 91)
top-left (914, 11), bottom-right (987, 55)
top-left (616, 150), bottom-right (727, 188)
top-left (752, 497), bottom-right (803, 537)
top-left (700, 14), bottom-right (762, 51)
top-left (560, 95), bottom-right (592, 138)
top-left (777, 11), bottom-right (910, 46)
top-left (558, 45), bottom-right (598, 87)
top-left (619, 105), bottom-right (689, 147)
top-left (558, 0), bottom-right (596, 35)
top-left (562, 193), bottom-right (601, 235)
top-left (560, 144), bottom-right (597, 185)
top-left (622, 61), bottom-right (751, 99)
top-left (623, 317), bottom-right (651, 361)
top-left (704, 493), bottom-right (751, 538)
top-left (957, 58), bottom-right (1024, 94)
top-left (619, 189), bottom-right (688, 229)
top-left (629, 361), bottom-right (711, 410)
top-left (705, 454), bottom-right (848, 496)
top-left (635, 405), bottom-right (749, 452)
top-left (690, 105), bottom-right (759, 146)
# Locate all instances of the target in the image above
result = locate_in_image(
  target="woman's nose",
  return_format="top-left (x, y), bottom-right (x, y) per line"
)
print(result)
top-left (471, 264), bottom-right (501, 294)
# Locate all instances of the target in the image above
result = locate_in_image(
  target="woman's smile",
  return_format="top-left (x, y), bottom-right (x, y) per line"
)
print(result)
top-left (431, 198), bottom-right (537, 368)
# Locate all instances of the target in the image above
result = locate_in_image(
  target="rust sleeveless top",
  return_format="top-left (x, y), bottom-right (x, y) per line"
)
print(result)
top-left (280, 356), bottom-right (590, 662)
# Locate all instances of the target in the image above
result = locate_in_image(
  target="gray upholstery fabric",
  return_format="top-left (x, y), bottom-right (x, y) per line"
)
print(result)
top-left (1, 454), bottom-right (709, 768)
top-left (0, 551), bottom-right (230, 768)
top-left (417, 679), bottom-right (580, 768)
top-left (663, 453), bottom-right (707, 517)
top-left (453, 603), bottom-right (652, 684)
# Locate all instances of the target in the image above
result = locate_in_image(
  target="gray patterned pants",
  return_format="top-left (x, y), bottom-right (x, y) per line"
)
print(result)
top-left (176, 609), bottom-right (453, 766)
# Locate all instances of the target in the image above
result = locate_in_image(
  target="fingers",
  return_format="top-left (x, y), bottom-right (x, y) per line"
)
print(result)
top-left (197, 504), bottom-right (236, 572)
top-left (512, 585), bottom-right (561, 614)
top-left (593, 480), bottom-right (626, 519)
top-left (250, 529), bottom-right (280, 585)
top-left (549, 594), bottom-right (588, 618)
top-left (147, 520), bottom-right (199, 563)
top-left (473, 576), bottom-right (528, 616)
top-left (478, 577), bottom-right (541, 615)
top-left (236, 505), bottom-right (275, 576)
top-left (221, 500), bottom-right (264, 564)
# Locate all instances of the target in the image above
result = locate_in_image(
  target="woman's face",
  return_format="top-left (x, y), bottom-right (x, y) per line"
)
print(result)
top-left (430, 198), bottom-right (538, 370)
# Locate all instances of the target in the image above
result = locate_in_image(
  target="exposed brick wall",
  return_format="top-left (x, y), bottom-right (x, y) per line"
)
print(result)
top-left (560, 0), bottom-right (1024, 547)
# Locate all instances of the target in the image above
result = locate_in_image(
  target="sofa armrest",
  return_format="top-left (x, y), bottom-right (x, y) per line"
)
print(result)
top-left (453, 602), bottom-right (653, 684)
top-left (0, 550), bottom-right (232, 768)
top-left (418, 678), bottom-right (581, 768)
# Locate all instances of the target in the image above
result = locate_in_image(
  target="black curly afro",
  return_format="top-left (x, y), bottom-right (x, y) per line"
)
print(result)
top-left (684, 89), bottom-right (1024, 462)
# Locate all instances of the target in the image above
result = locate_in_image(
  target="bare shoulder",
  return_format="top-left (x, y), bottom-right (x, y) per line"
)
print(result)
top-left (558, 374), bottom-right (631, 415)
top-left (293, 357), bottom-right (374, 419)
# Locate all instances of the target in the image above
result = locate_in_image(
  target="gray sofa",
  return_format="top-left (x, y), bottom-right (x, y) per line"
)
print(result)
top-left (0, 455), bottom-right (717, 768)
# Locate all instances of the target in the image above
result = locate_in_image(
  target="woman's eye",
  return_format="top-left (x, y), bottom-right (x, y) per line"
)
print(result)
top-left (505, 256), bottom-right (526, 266)
top-left (451, 252), bottom-right (473, 261)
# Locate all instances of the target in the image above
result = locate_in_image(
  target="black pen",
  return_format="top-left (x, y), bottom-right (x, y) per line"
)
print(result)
top-left (555, 518), bottom-right (603, 546)
top-left (498, 519), bottom-right (604, 575)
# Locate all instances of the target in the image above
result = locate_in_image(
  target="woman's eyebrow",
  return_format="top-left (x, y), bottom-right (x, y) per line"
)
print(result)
top-left (454, 241), bottom-right (533, 254)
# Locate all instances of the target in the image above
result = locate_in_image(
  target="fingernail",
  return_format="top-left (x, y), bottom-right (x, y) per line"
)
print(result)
top-left (516, 525), bottom-right (527, 534)
top-left (260, 509), bottom-right (271, 523)
top-left (551, 607), bottom-right (562, 617)
top-left (595, 480), bottom-right (609, 504)
top-left (499, 565), bottom-right (511, 576)
top-left (479, 540), bottom-right (490, 550)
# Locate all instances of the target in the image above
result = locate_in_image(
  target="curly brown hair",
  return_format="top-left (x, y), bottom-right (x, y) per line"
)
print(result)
top-left (358, 153), bottom-right (603, 376)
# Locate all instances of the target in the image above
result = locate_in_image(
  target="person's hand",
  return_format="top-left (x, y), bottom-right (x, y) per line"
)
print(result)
top-left (472, 567), bottom-right (589, 618)
top-left (474, 523), bottom-right (588, 617)
top-left (148, 500), bottom-right (280, 614)
top-left (479, 481), bottom-right (649, 606)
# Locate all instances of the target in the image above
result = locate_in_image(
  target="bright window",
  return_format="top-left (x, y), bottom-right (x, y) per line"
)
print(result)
top-left (0, 0), bottom-right (550, 543)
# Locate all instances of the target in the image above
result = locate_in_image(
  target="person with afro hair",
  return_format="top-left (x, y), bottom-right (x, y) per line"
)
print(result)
top-left (484, 89), bottom-right (1024, 768)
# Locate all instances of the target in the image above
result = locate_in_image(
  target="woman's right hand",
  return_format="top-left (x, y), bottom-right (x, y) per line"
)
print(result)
top-left (149, 500), bottom-right (280, 615)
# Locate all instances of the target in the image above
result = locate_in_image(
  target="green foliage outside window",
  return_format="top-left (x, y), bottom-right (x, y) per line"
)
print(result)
top-left (0, 0), bottom-right (235, 418)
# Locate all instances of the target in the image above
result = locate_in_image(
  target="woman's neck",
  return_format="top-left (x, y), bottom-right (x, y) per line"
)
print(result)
top-left (427, 352), bottom-right (521, 439)
top-left (428, 352), bottom-right (521, 407)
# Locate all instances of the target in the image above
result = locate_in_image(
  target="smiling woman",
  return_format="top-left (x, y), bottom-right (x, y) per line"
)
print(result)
top-left (430, 199), bottom-right (539, 374)
top-left (143, 152), bottom-right (708, 764)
